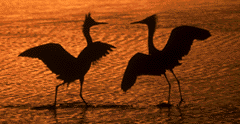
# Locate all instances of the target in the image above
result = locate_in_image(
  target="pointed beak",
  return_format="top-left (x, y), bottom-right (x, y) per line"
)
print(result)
top-left (130, 20), bottom-right (144, 24)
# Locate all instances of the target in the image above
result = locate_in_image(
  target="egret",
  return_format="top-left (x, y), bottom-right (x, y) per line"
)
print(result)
top-left (121, 14), bottom-right (211, 105)
top-left (19, 13), bottom-right (115, 107)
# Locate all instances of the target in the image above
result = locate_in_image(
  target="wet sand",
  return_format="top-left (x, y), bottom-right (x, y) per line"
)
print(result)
top-left (0, 0), bottom-right (240, 123)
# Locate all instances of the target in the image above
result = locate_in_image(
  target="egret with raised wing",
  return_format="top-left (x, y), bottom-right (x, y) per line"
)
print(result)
top-left (19, 13), bottom-right (115, 107)
top-left (121, 14), bottom-right (211, 105)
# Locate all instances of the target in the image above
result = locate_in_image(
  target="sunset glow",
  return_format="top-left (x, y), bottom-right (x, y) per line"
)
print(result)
top-left (0, 0), bottom-right (239, 123)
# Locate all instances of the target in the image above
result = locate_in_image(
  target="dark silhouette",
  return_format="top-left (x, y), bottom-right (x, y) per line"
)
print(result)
top-left (121, 14), bottom-right (211, 105)
top-left (19, 13), bottom-right (115, 107)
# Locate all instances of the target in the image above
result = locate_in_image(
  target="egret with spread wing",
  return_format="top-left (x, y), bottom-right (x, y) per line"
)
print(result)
top-left (121, 14), bottom-right (211, 105)
top-left (19, 13), bottom-right (115, 107)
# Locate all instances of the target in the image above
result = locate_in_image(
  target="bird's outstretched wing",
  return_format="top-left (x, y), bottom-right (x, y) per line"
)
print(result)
top-left (121, 53), bottom-right (166, 92)
top-left (121, 53), bottom-right (143, 92)
top-left (78, 41), bottom-right (116, 63)
top-left (161, 26), bottom-right (211, 60)
top-left (19, 43), bottom-right (77, 75)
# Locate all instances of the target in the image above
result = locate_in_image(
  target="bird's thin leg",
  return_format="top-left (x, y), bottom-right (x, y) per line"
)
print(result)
top-left (170, 69), bottom-right (184, 104)
top-left (55, 82), bottom-right (66, 107)
top-left (163, 73), bottom-right (171, 105)
top-left (80, 77), bottom-right (88, 105)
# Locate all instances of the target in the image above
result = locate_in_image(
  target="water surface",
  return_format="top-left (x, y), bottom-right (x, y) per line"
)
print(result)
top-left (0, 0), bottom-right (240, 123)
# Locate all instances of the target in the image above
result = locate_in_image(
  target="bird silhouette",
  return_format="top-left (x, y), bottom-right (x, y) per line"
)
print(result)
top-left (19, 13), bottom-right (116, 107)
top-left (121, 14), bottom-right (211, 105)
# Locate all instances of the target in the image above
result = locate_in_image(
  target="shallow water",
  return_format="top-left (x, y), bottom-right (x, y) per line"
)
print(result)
top-left (1, 0), bottom-right (240, 123)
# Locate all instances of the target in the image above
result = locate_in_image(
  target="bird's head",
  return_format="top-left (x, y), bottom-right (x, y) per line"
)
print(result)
top-left (83, 13), bottom-right (107, 28)
top-left (131, 14), bottom-right (157, 25)
top-left (131, 14), bottom-right (157, 33)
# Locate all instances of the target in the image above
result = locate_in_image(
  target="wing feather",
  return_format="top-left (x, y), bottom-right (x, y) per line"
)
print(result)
top-left (78, 41), bottom-right (116, 63)
top-left (121, 53), bottom-right (166, 91)
top-left (19, 43), bottom-right (77, 75)
top-left (162, 26), bottom-right (211, 60)
top-left (121, 53), bottom-right (144, 92)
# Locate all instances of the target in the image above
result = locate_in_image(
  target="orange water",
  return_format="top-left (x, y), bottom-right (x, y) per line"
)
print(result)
top-left (0, 0), bottom-right (240, 123)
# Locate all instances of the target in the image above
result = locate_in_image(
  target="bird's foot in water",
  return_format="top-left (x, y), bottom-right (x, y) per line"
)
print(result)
top-left (84, 102), bottom-right (88, 106)
top-left (157, 101), bottom-right (173, 108)
top-left (85, 104), bottom-right (90, 107)
top-left (177, 99), bottom-right (185, 107)
top-left (82, 101), bottom-right (89, 107)
top-left (51, 103), bottom-right (57, 109)
top-left (31, 104), bottom-right (56, 110)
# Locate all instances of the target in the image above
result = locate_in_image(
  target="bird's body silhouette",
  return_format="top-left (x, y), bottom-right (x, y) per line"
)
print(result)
top-left (121, 14), bottom-right (211, 105)
top-left (19, 13), bottom-right (115, 107)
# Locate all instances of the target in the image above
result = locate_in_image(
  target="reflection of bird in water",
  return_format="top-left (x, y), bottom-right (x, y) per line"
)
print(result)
top-left (121, 14), bottom-right (211, 105)
top-left (19, 13), bottom-right (116, 107)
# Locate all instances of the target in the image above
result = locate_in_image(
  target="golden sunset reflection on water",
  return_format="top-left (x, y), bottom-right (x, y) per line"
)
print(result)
top-left (0, 0), bottom-right (240, 123)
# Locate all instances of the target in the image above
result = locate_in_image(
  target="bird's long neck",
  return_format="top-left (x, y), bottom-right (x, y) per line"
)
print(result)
top-left (82, 27), bottom-right (92, 45)
top-left (147, 25), bottom-right (158, 55)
